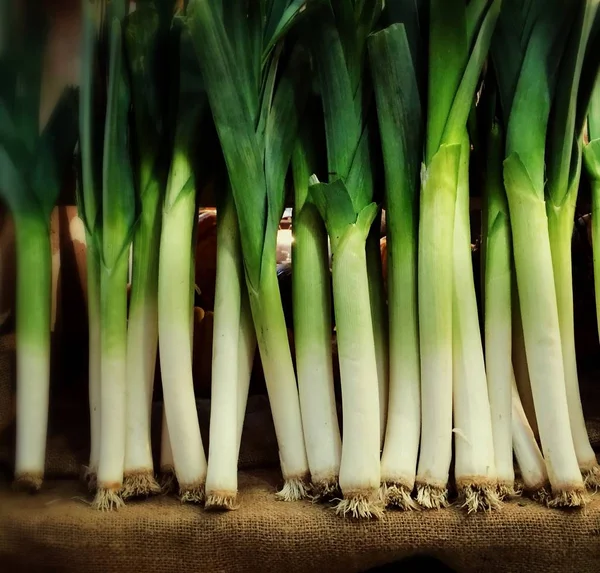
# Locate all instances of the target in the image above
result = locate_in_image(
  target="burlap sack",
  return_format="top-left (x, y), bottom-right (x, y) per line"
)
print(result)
top-left (1, 334), bottom-right (600, 573)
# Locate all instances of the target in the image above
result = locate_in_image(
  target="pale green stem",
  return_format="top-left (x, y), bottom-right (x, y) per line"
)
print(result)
top-left (333, 226), bottom-right (380, 500)
top-left (86, 236), bottom-right (101, 475)
top-left (97, 248), bottom-right (130, 491)
top-left (293, 201), bottom-right (341, 487)
top-left (249, 266), bottom-right (309, 484)
top-left (366, 224), bottom-right (389, 448)
top-left (13, 214), bottom-right (51, 487)
top-left (547, 199), bottom-right (598, 473)
top-left (125, 183), bottom-right (162, 476)
top-left (158, 188), bottom-right (207, 492)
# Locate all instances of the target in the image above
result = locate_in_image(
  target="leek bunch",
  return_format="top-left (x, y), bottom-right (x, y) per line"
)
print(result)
top-left (0, 1), bottom-right (78, 491)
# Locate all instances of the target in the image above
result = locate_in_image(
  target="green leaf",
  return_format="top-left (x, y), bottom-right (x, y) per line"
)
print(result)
top-left (584, 59), bottom-right (600, 141)
top-left (504, 2), bottom-right (577, 198)
top-left (425, 0), bottom-right (467, 163)
top-left (263, 0), bottom-right (316, 67)
top-left (584, 139), bottom-right (600, 180)
top-left (547, 0), bottom-right (598, 206)
top-left (368, 22), bottom-right (422, 231)
top-left (78, 0), bottom-right (103, 234)
top-left (102, 18), bottom-right (136, 269)
top-left (441, 0), bottom-right (501, 148)
top-left (309, 178), bottom-right (357, 249)
top-left (31, 88), bottom-right (79, 217)
top-left (264, 46), bottom-right (311, 229)
top-left (491, 0), bottom-right (546, 119)
top-left (187, 0), bottom-right (267, 290)
top-left (309, 5), bottom-right (361, 183)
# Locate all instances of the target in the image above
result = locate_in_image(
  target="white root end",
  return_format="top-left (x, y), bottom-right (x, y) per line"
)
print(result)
top-left (159, 467), bottom-right (177, 494)
top-left (310, 477), bottom-right (340, 502)
top-left (546, 488), bottom-right (590, 508)
top-left (583, 465), bottom-right (600, 490)
top-left (334, 494), bottom-right (385, 520)
top-left (178, 482), bottom-right (205, 504)
top-left (497, 481), bottom-right (517, 499)
top-left (205, 491), bottom-right (239, 511)
top-left (416, 484), bottom-right (449, 509)
top-left (13, 472), bottom-right (43, 493)
top-left (380, 482), bottom-right (419, 511)
top-left (121, 471), bottom-right (161, 499)
top-left (530, 486), bottom-right (551, 505)
top-left (92, 487), bottom-right (125, 511)
top-left (275, 476), bottom-right (311, 501)
top-left (458, 483), bottom-right (503, 514)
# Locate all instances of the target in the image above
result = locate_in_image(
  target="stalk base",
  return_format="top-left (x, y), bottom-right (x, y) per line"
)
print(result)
top-left (205, 491), bottom-right (239, 511)
top-left (416, 483), bottom-right (449, 509)
top-left (582, 465), bottom-right (600, 490)
top-left (310, 477), bottom-right (340, 501)
top-left (13, 472), bottom-right (43, 493)
top-left (122, 470), bottom-right (161, 499)
top-left (334, 493), bottom-right (384, 520)
top-left (92, 486), bottom-right (125, 511)
top-left (496, 481), bottom-right (517, 499)
top-left (457, 481), bottom-right (502, 513)
top-left (547, 487), bottom-right (590, 508)
top-left (275, 476), bottom-right (311, 501)
top-left (178, 482), bottom-right (205, 504)
top-left (380, 482), bottom-right (419, 511)
top-left (530, 487), bottom-right (551, 505)
top-left (159, 466), bottom-right (177, 494)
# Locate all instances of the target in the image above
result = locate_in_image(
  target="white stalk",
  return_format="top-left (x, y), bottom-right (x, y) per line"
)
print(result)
top-left (366, 227), bottom-right (389, 448)
top-left (236, 288), bottom-right (256, 449)
top-left (332, 221), bottom-right (382, 519)
top-left (123, 298), bottom-right (159, 497)
top-left (158, 174), bottom-right (206, 502)
top-left (13, 215), bottom-right (52, 492)
top-left (159, 408), bottom-right (176, 491)
top-left (94, 250), bottom-right (130, 511)
top-left (511, 291), bottom-right (539, 439)
top-left (85, 238), bottom-right (101, 488)
top-left (293, 199), bottom-right (341, 495)
top-left (483, 123), bottom-right (515, 496)
top-left (380, 202), bottom-right (420, 510)
top-left (416, 145), bottom-right (461, 509)
top-left (249, 266), bottom-right (310, 501)
top-left (205, 196), bottom-right (245, 510)
top-left (504, 160), bottom-right (586, 505)
top-left (123, 185), bottom-right (162, 498)
top-left (547, 198), bottom-right (600, 484)
top-left (452, 137), bottom-right (499, 512)
top-left (511, 375), bottom-right (548, 496)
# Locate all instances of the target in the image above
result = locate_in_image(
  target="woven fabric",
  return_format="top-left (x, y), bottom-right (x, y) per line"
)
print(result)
top-left (1, 472), bottom-right (600, 573)
top-left (2, 335), bottom-right (600, 573)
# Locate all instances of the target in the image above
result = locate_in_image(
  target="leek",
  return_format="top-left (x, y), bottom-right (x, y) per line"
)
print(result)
top-left (205, 187), bottom-right (257, 510)
top-left (121, 0), bottom-right (177, 499)
top-left (157, 61), bottom-right (207, 502)
top-left (482, 116), bottom-right (515, 497)
top-left (585, 75), bottom-right (600, 368)
top-left (493, 0), bottom-right (587, 506)
top-left (546, 0), bottom-right (600, 488)
top-left (368, 21), bottom-right (422, 511)
top-left (0, 5), bottom-right (77, 491)
top-left (415, 0), bottom-right (500, 509)
top-left (97, 6), bottom-right (138, 510)
top-left (307, 1), bottom-right (385, 518)
top-left (188, 0), bottom-right (311, 500)
top-left (292, 121), bottom-right (341, 498)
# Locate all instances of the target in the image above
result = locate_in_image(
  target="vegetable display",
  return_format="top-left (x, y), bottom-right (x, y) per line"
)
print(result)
top-left (2, 0), bottom-right (600, 519)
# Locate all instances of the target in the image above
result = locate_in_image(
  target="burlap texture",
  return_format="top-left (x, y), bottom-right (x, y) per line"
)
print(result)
top-left (2, 334), bottom-right (600, 572)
